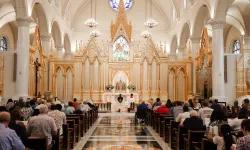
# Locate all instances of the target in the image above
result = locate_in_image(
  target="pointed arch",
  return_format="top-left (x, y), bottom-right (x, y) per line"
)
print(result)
top-left (64, 33), bottom-right (71, 52)
top-left (170, 35), bottom-right (178, 53)
top-left (51, 20), bottom-right (62, 48)
top-left (179, 22), bottom-right (191, 48)
top-left (31, 2), bottom-right (49, 35)
top-left (192, 5), bottom-right (211, 37)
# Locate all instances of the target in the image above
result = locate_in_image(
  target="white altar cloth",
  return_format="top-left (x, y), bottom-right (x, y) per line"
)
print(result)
top-left (102, 93), bottom-right (139, 112)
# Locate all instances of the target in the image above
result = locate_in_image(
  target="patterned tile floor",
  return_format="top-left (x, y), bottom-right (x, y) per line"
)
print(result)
top-left (74, 113), bottom-right (170, 150)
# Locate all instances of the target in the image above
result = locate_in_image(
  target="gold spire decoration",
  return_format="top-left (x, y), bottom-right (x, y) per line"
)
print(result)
top-left (110, 0), bottom-right (132, 42)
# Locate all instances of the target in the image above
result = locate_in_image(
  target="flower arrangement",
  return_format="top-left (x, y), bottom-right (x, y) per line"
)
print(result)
top-left (105, 84), bottom-right (114, 91)
top-left (127, 85), bottom-right (136, 91)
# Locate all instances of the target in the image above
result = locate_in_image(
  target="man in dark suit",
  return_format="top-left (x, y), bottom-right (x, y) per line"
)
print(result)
top-left (182, 110), bottom-right (204, 131)
top-left (210, 99), bottom-right (222, 111)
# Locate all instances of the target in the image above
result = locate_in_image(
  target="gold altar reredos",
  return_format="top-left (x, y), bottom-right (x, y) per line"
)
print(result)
top-left (47, 0), bottom-right (193, 102)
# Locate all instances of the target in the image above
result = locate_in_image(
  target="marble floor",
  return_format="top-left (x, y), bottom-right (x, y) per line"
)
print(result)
top-left (74, 113), bottom-right (171, 150)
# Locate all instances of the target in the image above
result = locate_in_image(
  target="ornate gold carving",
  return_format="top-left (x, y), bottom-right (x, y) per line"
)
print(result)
top-left (29, 26), bottom-right (46, 97)
top-left (110, 0), bottom-right (132, 42)
top-left (195, 28), bottom-right (212, 99)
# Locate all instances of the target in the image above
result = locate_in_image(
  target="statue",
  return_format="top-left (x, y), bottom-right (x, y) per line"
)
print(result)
top-left (117, 94), bottom-right (123, 103)
top-left (34, 58), bottom-right (41, 97)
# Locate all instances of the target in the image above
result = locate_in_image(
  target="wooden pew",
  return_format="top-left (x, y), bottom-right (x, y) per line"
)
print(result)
top-left (52, 129), bottom-right (63, 150)
top-left (158, 114), bottom-right (171, 137)
top-left (170, 121), bottom-right (180, 149)
top-left (164, 116), bottom-right (174, 143)
top-left (195, 138), bottom-right (217, 150)
top-left (67, 120), bottom-right (77, 149)
top-left (184, 130), bottom-right (206, 150)
top-left (66, 116), bottom-right (81, 141)
top-left (63, 124), bottom-right (71, 150)
top-left (67, 114), bottom-right (86, 136)
top-left (27, 136), bottom-right (52, 150)
top-left (175, 126), bottom-right (188, 150)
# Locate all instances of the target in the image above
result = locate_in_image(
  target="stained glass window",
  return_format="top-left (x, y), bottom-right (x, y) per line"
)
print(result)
top-left (113, 36), bottom-right (129, 62)
top-left (0, 37), bottom-right (7, 51)
top-left (232, 40), bottom-right (240, 54)
top-left (110, 0), bottom-right (132, 11)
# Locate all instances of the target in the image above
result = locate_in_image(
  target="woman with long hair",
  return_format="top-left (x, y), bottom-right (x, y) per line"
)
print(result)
top-left (208, 124), bottom-right (236, 150)
top-left (8, 109), bottom-right (28, 146)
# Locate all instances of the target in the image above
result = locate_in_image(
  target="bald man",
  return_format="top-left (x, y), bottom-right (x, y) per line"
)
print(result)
top-left (0, 112), bottom-right (25, 150)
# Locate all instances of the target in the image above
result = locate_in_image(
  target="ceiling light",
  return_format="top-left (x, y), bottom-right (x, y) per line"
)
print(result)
top-left (84, 18), bottom-right (98, 28)
top-left (90, 29), bottom-right (101, 37)
top-left (144, 18), bottom-right (158, 28)
top-left (140, 30), bottom-right (151, 38)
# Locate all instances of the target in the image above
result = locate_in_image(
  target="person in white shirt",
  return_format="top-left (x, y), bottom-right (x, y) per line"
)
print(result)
top-left (176, 106), bottom-right (190, 123)
top-left (198, 101), bottom-right (213, 125)
top-left (47, 104), bottom-right (66, 135)
top-left (78, 101), bottom-right (91, 113)
top-left (228, 107), bottom-right (248, 132)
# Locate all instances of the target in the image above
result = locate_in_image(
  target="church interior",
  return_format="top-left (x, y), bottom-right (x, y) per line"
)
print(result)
top-left (0, 0), bottom-right (250, 150)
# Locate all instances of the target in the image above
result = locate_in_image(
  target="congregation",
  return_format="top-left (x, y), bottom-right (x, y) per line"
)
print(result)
top-left (136, 98), bottom-right (250, 150)
top-left (0, 97), bottom-right (96, 150)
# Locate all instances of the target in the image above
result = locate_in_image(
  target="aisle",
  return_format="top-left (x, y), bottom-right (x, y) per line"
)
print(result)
top-left (74, 113), bottom-right (170, 150)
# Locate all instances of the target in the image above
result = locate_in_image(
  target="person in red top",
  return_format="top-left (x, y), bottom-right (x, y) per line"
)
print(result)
top-left (72, 98), bottom-right (79, 109)
top-left (154, 103), bottom-right (169, 114)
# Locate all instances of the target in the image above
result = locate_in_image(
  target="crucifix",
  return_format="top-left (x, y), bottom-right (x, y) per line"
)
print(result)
top-left (34, 58), bottom-right (41, 97)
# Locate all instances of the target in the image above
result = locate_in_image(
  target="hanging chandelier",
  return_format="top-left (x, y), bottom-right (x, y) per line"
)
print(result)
top-left (144, 18), bottom-right (158, 28)
top-left (84, 0), bottom-right (98, 28)
top-left (144, 0), bottom-right (158, 28)
top-left (140, 30), bottom-right (151, 38)
top-left (90, 29), bottom-right (101, 37)
top-left (84, 18), bottom-right (98, 28)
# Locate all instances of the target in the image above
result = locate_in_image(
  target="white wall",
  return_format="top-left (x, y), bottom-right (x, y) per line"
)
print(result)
top-left (0, 24), bottom-right (16, 99)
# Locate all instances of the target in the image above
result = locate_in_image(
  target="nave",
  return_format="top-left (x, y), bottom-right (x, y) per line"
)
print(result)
top-left (74, 113), bottom-right (168, 150)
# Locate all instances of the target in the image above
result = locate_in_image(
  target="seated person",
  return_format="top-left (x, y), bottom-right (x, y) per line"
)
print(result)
top-left (152, 98), bottom-right (161, 110)
top-left (48, 104), bottom-right (66, 135)
top-left (136, 101), bottom-right (148, 122)
top-left (207, 124), bottom-right (236, 150)
top-left (176, 106), bottom-right (190, 123)
top-left (0, 112), bottom-right (25, 150)
top-left (173, 101), bottom-right (183, 119)
top-left (28, 104), bottom-right (57, 145)
top-left (206, 109), bottom-right (227, 135)
top-left (228, 107), bottom-right (248, 132)
top-left (154, 103), bottom-right (169, 114)
top-left (235, 119), bottom-right (250, 150)
top-left (211, 99), bottom-right (222, 111)
top-left (182, 110), bottom-right (204, 131)
top-left (8, 109), bottom-right (28, 146)
top-left (198, 101), bottom-right (213, 125)
top-left (231, 100), bottom-right (240, 118)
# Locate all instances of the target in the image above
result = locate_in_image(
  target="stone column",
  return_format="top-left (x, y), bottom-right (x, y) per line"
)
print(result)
top-left (15, 18), bottom-right (31, 99)
top-left (40, 34), bottom-right (51, 91)
top-left (210, 20), bottom-right (226, 102)
top-left (55, 45), bottom-right (64, 59)
top-left (176, 45), bottom-right (185, 60)
top-left (190, 36), bottom-right (201, 94)
top-left (65, 52), bottom-right (72, 60)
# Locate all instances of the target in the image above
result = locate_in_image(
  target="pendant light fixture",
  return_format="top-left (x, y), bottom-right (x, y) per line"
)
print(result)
top-left (90, 0), bottom-right (101, 37)
top-left (144, 0), bottom-right (158, 28)
top-left (141, 0), bottom-right (151, 38)
top-left (85, 0), bottom-right (98, 28)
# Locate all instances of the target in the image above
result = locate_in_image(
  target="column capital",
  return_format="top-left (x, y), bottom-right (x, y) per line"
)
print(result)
top-left (189, 36), bottom-right (201, 43)
top-left (40, 34), bottom-right (52, 42)
top-left (16, 17), bottom-right (32, 27)
top-left (177, 45), bottom-right (185, 52)
top-left (209, 20), bottom-right (225, 29)
top-left (55, 45), bottom-right (64, 51)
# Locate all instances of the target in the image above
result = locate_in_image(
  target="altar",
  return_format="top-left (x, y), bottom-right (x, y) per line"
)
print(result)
top-left (102, 93), bottom-right (139, 112)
